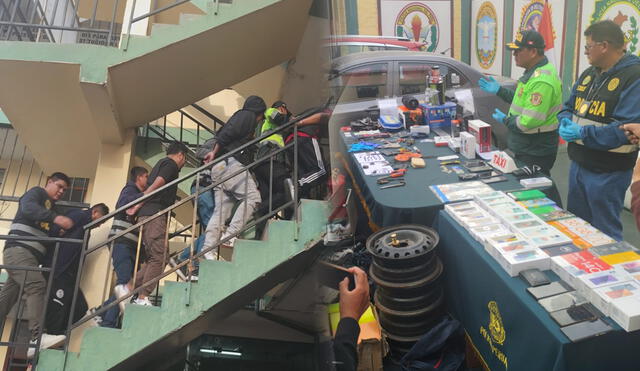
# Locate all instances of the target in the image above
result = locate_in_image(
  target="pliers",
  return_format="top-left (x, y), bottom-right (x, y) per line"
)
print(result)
top-left (377, 169), bottom-right (407, 184)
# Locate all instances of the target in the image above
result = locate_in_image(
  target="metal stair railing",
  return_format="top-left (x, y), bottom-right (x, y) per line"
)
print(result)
top-left (60, 105), bottom-right (325, 366)
top-left (0, 234), bottom-right (83, 370)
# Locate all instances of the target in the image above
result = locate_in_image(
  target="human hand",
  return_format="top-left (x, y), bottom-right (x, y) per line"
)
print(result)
top-left (559, 117), bottom-right (583, 142)
top-left (633, 157), bottom-right (640, 184)
top-left (620, 123), bottom-right (640, 144)
top-left (478, 76), bottom-right (501, 94)
top-left (339, 266), bottom-right (370, 321)
top-left (203, 151), bottom-right (215, 164)
top-left (53, 215), bottom-right (74, 230)
top-left (492, 108), bottom-right (506, 124)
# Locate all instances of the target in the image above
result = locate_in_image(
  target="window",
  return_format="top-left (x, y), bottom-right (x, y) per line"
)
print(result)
top-left (399, 63), bottom-right (450, 96)
top-left (59, 177), bottom-right (89, 203)
top-left (331, 63), bottom-right (388, 103)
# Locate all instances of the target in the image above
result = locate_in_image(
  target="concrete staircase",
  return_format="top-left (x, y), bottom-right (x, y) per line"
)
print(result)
top-left (39, 199), bottom-right (329, 370)
top-left (0, 0), bottom-right (313, 177)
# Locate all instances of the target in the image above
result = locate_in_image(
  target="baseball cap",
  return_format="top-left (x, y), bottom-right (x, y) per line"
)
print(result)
top-left (506, 30), bottom-right (545, 50)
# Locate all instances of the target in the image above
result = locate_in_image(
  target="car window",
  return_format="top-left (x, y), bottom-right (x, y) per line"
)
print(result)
top-left (399, 63), bottom-right (449, 95)
top-left (331, 63), bottom-right (389, 103)
top-left (448, 67), bottom-right (470, 88)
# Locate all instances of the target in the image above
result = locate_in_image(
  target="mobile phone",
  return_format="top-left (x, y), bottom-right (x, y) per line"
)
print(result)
top-left (316, 261), bottom-right (356, 290)
top-left (551, 303), bottom-right (598, 327)
top-left (561, 318), bottom-right (612, 342)
top-left (539, 291), bottom-right (588, 313)
top-left (520, 268), bottom-right (550, 287)
top-left (481, 176), bottom-right (508, 184)
top-left (458, 173), bottom-right (479, 181)
top-left (527, 281), bottom-right (571, 300)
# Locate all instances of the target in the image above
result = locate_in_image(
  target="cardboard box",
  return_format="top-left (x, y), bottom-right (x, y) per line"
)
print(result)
top-left (494, 248), bottom-right (550, 277)
top-left (593, 281), bottom-right (640, 317)
top-left (468, 119), bottom-right (492, 153)
top-left (609, 295), bottom-right (640, 332)
top-left (459, 131), bottom-right (476, 159)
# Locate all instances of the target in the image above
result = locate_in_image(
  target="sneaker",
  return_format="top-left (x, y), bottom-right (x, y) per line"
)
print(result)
top-left (27, 333), bottom-right (66, 358)
top-left (114, 284), bottom-right (130, 312)
top-left (169, 257), bottom-right (188, 281)
top-left (132, 297), bottom-right (154, 306)
top-left (84, 308), bottom-right (102, 327)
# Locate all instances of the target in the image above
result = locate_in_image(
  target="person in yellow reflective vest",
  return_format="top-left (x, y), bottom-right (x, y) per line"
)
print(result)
top-left (479, 30), bottom-right (562, 204)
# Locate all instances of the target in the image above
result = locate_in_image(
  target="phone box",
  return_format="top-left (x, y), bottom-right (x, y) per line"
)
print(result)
top-left (459, 131), bottom-right (476, 159)
top-left (609, 295), bottom-right (640, 331)
top-left (468, 119), bottom-right (492, 153)
top-left (551, 251), bottom-right (612, 287)
top-left (577, 269), bottom-right (633, 303)
top-left (494, 248), bottom-right (550, 277)
top-left (593, 281), bottom-right (640, 319)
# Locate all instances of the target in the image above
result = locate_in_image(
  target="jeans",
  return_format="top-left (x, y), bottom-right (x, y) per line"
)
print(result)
top-left (178, 185), bottom-right (215, 262)
top-left (567, 162), bottom-right (632, 241)
top-left (112, 243), bottom-right (136, 285)
top-left (203, 158), bottom-right (261, 252)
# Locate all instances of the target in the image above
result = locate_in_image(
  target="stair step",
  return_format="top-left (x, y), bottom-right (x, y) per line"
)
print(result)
top-left (150, 23), bottom-right (175, 35)
top-left (179, 13), bottom-right (203, 24)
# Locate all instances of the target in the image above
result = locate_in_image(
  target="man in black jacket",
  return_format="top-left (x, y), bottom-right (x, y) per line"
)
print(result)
top-left (0, 172), bottom-right (74, 353)
top-left (202, 96), bottom-right (265, 257)
top-left (44, 204), bottom-right (109, 337)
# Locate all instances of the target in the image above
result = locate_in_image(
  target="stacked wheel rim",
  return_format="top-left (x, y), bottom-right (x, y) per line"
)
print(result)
top-left (366, 225), bottom-right (444, 356)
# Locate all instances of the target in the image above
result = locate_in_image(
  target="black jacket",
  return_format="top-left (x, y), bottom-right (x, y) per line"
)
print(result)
top-left (216, 95), bottom-right (266, 165)
top-left (332, 318), bottom-right (360, 371)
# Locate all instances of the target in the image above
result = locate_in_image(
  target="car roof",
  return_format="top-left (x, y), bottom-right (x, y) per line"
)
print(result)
top-left (331, 51), bottom-right (460, 69)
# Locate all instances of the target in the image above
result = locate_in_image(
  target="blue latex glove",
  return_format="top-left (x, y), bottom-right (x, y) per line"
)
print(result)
top-left (479, 76), bottom-right (501, 94)
top-left (559, 117), bottom-right (583, 142)
top-left (492, 108), bottom-right (506, 123)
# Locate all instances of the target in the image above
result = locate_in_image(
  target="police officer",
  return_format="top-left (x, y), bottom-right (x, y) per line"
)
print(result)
top-left (479, 30), bottom-right (562, 204)
top-left (0, 172), bottom-right (74, 353)
top-left (558, 20), bottom-right (640, 241)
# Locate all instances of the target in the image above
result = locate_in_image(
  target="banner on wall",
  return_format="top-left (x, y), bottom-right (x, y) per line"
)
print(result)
top-left (578, 0), bottom-right (640, 75)
top-left (511, 0), bottom-right (565, 79)
top-left (470, 0), bottom-right (504, 75)
top-left (379, 1), bottom-right (453, 56)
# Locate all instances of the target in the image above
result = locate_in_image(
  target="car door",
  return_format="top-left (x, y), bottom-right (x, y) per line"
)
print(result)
top-left (330, 61), bottom-right (393, 122)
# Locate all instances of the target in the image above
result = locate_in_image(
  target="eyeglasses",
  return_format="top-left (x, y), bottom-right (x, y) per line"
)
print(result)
top-left (584, 41), bottom-right (604, 51)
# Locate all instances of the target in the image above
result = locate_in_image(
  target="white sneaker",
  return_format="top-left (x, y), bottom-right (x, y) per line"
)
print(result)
top-left (114, 284), bottom-right (130, 312)
top-left (27, 333), bottom-right (66, 358)
top-left (84, 308), bottom-right (102, 327)
top-left (132, 297), bottom-right (154, 306)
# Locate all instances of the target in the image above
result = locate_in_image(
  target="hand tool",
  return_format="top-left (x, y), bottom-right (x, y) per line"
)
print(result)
top-left (379, 181), bottom-right (406, 189)
top-left (376, 169), bottom-right (407, 184)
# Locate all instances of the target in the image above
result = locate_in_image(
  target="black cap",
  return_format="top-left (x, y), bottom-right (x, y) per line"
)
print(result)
top-left (506, 30), bottom-right (545, 50)
top-left (271, 100), bottom-right (287, 109)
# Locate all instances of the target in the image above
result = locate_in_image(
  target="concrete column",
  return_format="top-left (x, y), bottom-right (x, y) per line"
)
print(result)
top-left (67, 131), bottom-right (135, 351)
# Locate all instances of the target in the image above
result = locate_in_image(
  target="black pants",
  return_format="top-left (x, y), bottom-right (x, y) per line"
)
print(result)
top-left (288, 136), bottom-right (326, 199)
top-left (253, 161), bottom-right (291, 238)
top-left (45, 272), bottom-right (88, 335)
top-left (515, 153), bottom-right (563, 207)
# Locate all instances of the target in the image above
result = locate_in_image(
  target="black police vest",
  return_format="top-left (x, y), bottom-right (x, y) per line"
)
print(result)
top-left (567, 64), bottom-right (640, 172)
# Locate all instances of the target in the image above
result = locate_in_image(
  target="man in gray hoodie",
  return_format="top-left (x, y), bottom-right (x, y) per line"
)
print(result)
top-left (202, 96), bottom-right (266, 258)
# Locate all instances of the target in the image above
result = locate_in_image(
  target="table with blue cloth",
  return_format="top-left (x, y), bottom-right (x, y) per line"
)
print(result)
top-left (340, 131), bottom-right (525, 228)
top-left (436, 210), bottom-right (640, 371)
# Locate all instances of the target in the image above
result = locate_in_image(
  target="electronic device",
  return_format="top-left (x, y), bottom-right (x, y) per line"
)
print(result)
top-left (527, 281), bottom-right (571, 300)
top-left (463, 160), bottom-right (493, 173)
top-left (519, 268), bottom-right (551, 287)
top-left (316, 261), bottom-right (355, 290)
top-left (458, 173), bottom-right (479, 181)
top-left (551, 303), bottom-right (599, 327)
top-left (539, 291), bottom-right (588, 313)
top-left (560, 318), bottom-right (613, 342)
top-left (481, 175), bottom-right (508, 184)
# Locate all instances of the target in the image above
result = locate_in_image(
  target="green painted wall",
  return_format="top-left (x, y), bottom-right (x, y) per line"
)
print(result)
top-left (561, 0), bottom-right (581, 100)
top-left (502, 0), bottom-right (514, 78)
top-left (460, 0), bottom-right (471, 64)
top-left (345, 0), bottom-right (359, 35)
